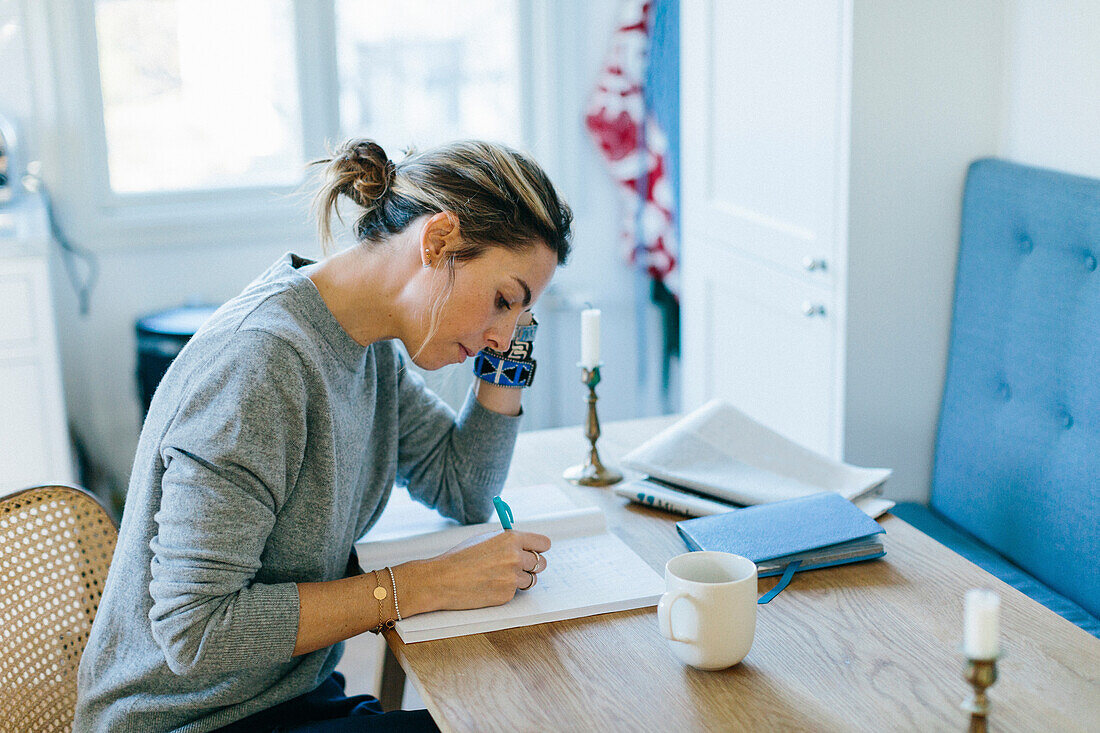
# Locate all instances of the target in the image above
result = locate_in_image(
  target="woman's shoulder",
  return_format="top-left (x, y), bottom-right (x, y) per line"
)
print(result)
top-left (167, 274), bottom-right (316, 386)
top-left (141, 320), bottom-right (310, 445)
top-left (197, 259), bottom-right (322, 358)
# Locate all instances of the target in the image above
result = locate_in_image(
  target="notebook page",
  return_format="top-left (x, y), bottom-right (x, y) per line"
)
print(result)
top-left (365, 483), bottom-right (584, 543)
top-left (393, 530), bottom-right (665, 643)
top-left (356, 506), bottom-right (605, 569)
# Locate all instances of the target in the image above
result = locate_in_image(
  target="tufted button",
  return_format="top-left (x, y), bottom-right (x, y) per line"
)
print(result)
top-left (1061, 411), bottom-right (1074, 429)
top-left (996, 382), bottom-right (1011, 401)
top-left (1018, 233), bottom-right (1033, 254)
top-left (1085, 252), bottom-right (1097, 272)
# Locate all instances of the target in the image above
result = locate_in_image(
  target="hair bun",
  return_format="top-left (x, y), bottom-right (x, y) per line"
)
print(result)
top-left (336, 139), bottom-right (395, 208)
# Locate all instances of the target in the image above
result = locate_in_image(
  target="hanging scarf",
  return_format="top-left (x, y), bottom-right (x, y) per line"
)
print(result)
top-left (584, 0), bottom-right (679, 297)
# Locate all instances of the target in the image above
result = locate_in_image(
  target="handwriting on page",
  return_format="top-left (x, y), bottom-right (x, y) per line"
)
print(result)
top-left (394, 532), bottom-right (664, 642)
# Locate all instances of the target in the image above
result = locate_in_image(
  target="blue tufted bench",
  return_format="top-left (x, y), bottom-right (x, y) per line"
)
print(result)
top-left (892, 158), bottom-right (1100, 638)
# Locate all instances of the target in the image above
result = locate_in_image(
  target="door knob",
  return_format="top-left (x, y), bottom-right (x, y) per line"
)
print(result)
top-left (801, 302), bottom-right (826, 317)
top-left (802, 257), bottom-right (828, 272)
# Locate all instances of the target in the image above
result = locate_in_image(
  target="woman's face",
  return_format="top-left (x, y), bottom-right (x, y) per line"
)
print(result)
top-left (410, 243), bottom-right (558, 371)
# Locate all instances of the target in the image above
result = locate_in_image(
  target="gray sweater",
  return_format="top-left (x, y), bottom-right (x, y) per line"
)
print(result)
top-left (74, 254), bottom-right (520, 732)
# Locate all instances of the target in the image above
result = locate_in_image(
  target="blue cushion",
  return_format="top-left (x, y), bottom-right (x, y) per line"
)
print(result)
top-left (932, 159), bottom-right (1100, 619)
top-left (892, 503), bottom-right (1099, 637)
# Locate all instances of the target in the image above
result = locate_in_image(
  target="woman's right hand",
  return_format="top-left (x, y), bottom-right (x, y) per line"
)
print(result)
top-left (298, 530), bottom-right (549, 656)
top-left (414, 530), bottom-right (551, 611)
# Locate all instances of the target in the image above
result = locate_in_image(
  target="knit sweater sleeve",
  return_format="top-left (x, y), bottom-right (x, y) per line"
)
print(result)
top-left (394, 355), bottom-right (522, 525)
top-left (148, 331), bottom-right (307, 676)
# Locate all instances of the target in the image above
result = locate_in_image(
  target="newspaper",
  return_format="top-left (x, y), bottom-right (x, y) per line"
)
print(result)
top-left (621, 400), bottom-right (894, 517)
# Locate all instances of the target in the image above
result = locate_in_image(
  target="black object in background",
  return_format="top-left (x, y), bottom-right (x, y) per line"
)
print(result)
top-left (135, 305), bottom-right (219, 417)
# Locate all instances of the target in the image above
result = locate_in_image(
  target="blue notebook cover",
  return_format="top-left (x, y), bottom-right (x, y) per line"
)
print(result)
top-left (675, 492), bottom-right (886, 577)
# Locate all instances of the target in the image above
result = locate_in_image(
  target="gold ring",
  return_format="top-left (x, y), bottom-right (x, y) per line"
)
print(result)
top-left (530, 550), bottom-right (543, 573)
top-left (520, 571), bottom-right (536, 591)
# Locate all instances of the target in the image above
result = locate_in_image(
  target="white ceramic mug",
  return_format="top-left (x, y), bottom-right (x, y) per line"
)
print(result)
top-left (657, 551), bottom-right (757, 670)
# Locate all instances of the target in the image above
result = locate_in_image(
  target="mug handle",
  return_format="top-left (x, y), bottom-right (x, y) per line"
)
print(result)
top-left (657, 591), bottom-right (694, 643)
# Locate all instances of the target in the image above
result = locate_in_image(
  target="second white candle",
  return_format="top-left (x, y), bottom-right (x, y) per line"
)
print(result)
top-left (963, 588), bottom-right (1000, 659)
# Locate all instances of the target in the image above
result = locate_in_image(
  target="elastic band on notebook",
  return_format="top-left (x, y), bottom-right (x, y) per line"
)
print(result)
top-left (758, 560), bottom-right (801, 604)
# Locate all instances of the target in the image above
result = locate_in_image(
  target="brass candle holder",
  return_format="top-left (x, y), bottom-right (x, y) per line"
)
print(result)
top-left (562, 364), bottom-right (622, 486)
top-left (961, 656), bottom-right (998, 732)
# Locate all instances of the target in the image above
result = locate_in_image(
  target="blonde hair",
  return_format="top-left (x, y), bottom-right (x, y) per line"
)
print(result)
top-left (311, 139), bottom-right (573, 357)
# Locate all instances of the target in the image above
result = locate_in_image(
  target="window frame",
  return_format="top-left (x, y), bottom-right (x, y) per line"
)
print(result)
top-left (30, 0), bottom-right (549, 251)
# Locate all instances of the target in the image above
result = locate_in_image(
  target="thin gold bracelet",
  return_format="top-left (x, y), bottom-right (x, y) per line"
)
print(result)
top-left (368, 569), bottom-right (393, 634)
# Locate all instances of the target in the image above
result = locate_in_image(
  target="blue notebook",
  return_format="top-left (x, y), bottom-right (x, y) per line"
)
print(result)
top-left (676, 492), bottom-right (885, 601)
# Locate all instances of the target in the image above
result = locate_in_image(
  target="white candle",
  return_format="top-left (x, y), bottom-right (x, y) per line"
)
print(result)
top-left (963, 588), bottom-right (1000, 659)
top-left (580, 308), bottom-right (601, 368)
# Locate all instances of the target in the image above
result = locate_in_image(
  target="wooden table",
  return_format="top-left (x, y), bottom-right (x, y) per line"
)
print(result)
top-left (384, 416), bottom-right (1100, 732)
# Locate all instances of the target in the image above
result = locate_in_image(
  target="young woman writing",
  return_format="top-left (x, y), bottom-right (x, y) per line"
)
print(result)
top-left (74, 139), bottom-right (572, 732)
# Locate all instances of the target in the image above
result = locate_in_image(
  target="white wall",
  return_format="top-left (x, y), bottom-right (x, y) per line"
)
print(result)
top-left (1000, 0), bottom-right (1100, 179)
top-left (844, 0), bottom-right (1006, 503)
top-left (4, 0), bottom-right (670, 493)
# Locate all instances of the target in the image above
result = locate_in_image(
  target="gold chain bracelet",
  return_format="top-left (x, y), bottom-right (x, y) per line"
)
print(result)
top-left (368, 568), bottom-right (395, 634)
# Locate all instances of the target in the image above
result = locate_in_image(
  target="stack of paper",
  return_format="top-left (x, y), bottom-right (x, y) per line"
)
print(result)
top-left (620, 400), bottom-right (894, 518)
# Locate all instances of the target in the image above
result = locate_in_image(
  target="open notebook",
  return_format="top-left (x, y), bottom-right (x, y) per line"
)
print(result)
top-left (355, 484), bottom-right (665, 643)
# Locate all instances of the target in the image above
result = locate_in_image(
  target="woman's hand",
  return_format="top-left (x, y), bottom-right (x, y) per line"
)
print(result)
top-left (474, 309), bottom-right (537, 416)
top-left (294, 530), bottom-right (549, 656)
top-left (396, 530), bottom-right (550, 614)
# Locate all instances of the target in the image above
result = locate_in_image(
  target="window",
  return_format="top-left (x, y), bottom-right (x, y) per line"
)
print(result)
top-left (335, 0), bottom-right (523, 152)
top-left (94, 0), bottom-right (304, 194)
top-left (80, 0), bottom-right (524, 201)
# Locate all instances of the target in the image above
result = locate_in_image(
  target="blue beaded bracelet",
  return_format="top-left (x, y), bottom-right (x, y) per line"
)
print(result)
top-left (473, 350), bottom-right (537, 388)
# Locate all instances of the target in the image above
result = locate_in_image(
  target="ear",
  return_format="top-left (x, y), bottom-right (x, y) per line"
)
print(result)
top-left (420, 211), bottom-right (462, 266)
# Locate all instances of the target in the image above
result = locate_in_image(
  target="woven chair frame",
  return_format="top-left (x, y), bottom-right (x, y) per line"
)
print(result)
top-left (0, 485), bottom-right (118, 733)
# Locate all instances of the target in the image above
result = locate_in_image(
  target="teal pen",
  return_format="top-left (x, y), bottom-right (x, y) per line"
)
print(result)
top-left (493, 496), bottom-right (514, 529)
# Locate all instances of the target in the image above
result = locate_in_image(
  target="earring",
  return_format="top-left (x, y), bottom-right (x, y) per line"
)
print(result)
top-left (423, 248), bottom-right (431, 268)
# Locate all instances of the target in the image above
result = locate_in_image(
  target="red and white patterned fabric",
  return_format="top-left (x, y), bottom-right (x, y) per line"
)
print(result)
top-left (584, 0), bottom-right (679, 296)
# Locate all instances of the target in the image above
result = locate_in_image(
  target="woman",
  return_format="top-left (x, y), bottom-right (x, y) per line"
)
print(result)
top-left (74, 139), bottom-right (572, 732)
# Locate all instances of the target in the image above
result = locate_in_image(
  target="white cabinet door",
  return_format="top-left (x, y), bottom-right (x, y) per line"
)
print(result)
top-left (0, 358), bottom-right (56, 488)
top-left (681, 0), bottom-right (849, 457)
top-left (683, 245), bottom-right (836, 455)
top-left (681, 0), bottom-right (847, 281)
top-left (0, 257), bottom-right (74, 493)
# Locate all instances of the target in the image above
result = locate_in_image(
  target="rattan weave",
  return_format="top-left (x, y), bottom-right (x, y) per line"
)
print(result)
top-left (0, 485), bottom-right (118, 733)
